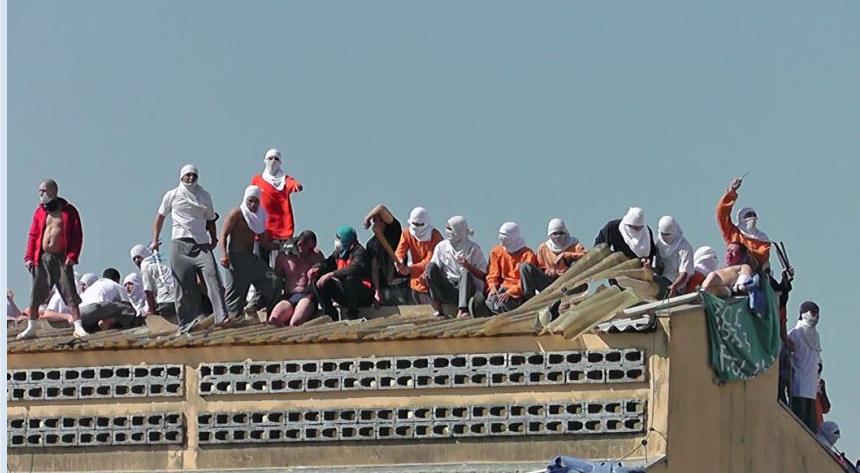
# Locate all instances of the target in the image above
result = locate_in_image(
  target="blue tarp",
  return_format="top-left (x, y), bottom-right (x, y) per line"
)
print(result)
top-left (546, 455), bottom-right (645, 473)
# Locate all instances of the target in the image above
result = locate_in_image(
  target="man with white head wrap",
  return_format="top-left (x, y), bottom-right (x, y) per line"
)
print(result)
top-left (123, 273), bottom-right (147, 317)
top-left (251, 148), bottom-right (304, 266)
top-left (485, 222), bottom-right (539, 315)
top-left (425, 216), bottom-right (488, 318)
top-left (787, 301), bottom-right (823, 432)
top-left (655, 216), bottom-right (695, 297)
top-left (524, 218), bottom-right (588, 295)
top-left (219, 185), bottom-right (282, 321)
top-left (130, 244), bottom-right (177, 319)
top-left (717, 177), bottom-right (771, 268)
top-left (80, 273), bottom-right (98, 292)
top-left (594, 207), bottom-right (659, 267)
top-left (394, 207), bottom-right (444, 304)
top-left (152, 164), bottom-right (228, 332)
top-left (684, 246), bottom-right (718, 293)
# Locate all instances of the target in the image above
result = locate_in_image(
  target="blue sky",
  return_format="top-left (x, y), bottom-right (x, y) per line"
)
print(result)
top-left (6, 0), bottom-right (859, 458)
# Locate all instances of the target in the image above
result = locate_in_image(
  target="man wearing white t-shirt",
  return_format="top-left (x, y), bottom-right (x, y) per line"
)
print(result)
top-left (79, 268), bottom-right (140, 333)
top-left (151, 165), bottom-right (227, 333)
top-left (129, 244), bottom-right (177, 319)
top-left (786, 300), bottom-right (823, 431)
top-left (425, 216), bottom-right (488, 319)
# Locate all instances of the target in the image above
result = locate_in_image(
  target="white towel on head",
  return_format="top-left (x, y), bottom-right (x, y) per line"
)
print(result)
top-left (618, 207), bottom-right (651, 258)
top-left (262, 148), bottom-right (286, 191)
top-left (546, 218), bottom-right (577, 254)
top-left (240, 185), bottom-right (268, 235)
top-left (408, 207), bottom-right (434, 242)
top-left (499, 222), bottom-right (526, 253)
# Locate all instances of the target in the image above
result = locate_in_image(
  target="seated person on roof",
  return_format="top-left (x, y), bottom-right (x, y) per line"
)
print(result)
top-left (520, 218), bottom-right (587, 296)
top-left (486, 222), bottom-right (539, 315)
top-left (425, 216), bottom-right (488, 319)
top-left (395, 207), bottom-right (443, 305)
top-left (363, 204), bottom-right (410, 306)
top-left (655, 216), bottom-right (694, 297)
top-left (269, 230), bottom-right (325, 327)
top-left (701, 242), bottom-right (758, 298)
top-left (595, 207), bottom-right (660, 270)
top-left (309, 226), bottom-right (373, 320)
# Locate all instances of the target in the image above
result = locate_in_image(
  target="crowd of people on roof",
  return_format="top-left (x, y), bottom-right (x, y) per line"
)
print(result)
top-left (6, 147), bottom-right (854, 468)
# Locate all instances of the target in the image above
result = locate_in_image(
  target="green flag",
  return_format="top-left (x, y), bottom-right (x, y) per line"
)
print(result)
top-left (700, 280), bottom-right (782, 382)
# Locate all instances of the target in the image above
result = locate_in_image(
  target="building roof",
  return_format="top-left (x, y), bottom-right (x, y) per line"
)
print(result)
top-left (7, 246), bottom-right (663, 355)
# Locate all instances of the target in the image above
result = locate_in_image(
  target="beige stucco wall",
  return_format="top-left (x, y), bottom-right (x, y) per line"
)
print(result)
top-left (657, 306), bottom-right (843, 473)
top-left (13, 306), bottom-right (841, 473)
top-left (7, 330), bottom-right (668, 471)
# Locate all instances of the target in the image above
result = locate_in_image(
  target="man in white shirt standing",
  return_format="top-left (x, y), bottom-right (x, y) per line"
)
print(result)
top-left (130, 244), bottom-right (177, 320)
top-left (79, 268), bottom-right (141, 333)
top-left (787, 300), bottom-right (823, 431)
top-left (151, 165), bottom-right (227, 333)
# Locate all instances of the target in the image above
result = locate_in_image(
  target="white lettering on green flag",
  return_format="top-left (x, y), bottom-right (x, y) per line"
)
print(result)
top-left (700, 282), bottom-right (781, 382)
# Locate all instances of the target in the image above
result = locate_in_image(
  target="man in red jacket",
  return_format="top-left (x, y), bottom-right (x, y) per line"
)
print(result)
top-left (20, 179), bottom-right (88, 339)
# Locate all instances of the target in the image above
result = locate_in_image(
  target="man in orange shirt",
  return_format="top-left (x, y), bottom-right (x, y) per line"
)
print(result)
top-left (524, 218), bottom-right (587, 296)
top-left (395, 207), bottom-right (443, 304)
top-left (486, 222), bottom-right (539, 314)
top-left (717, 177), bottom-right (770, 268)
top-left (251, 148), bottom-right (304, 266)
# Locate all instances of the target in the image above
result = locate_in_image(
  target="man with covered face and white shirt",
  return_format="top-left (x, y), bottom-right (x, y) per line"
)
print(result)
top-left (717, 177), bottom-right (771, 268)
top-left (130, 244), bottom-right (177, 319)
top-left (594, 207), bottom-right (659, 268)
top-left (219, 185), bottom-right (281, 321)
top-left (787, 301), bottom-right (823, 432)
top-left (425, 216), bottom-right (488, 319)
top-left (152, 164), bottom-right (227, 333)
top-left (655, 216), bottom-right (694, 297)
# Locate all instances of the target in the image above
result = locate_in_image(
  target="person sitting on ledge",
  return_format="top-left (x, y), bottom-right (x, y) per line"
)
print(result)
top-left (310, 226), bottom-right (373, 320)
top-left (701, 242), bottom-right (757, 298)
top-left (524, 218), bottom-right (587, 295)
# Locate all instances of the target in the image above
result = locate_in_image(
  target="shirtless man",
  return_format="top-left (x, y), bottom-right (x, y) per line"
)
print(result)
top-left (702, 242), bottom-right (757, 298)
top-left (220, 185), bottom-right (281, 320)
top-left (20, 179), bottom-right (88, 339)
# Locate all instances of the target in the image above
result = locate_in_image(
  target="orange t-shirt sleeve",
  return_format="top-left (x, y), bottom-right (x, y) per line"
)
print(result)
top-left (394, 230), bottom-right (409, 263)
top-left (716, 189), bottom-right (740, 244)
top-left (486, 247), bottom-right (502, 292)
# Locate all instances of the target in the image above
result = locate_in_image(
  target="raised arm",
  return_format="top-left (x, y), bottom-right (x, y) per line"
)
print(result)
top-left (363, 204), bottom-right (395, 229)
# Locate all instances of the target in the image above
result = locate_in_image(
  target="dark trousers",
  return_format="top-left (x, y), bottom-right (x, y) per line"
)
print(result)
top-left (313, 275), bottom-right (374, 320)
top-left (790, 396), bottom-right (817, 431)
top-left (224, 252), bottom-right (281, 317)
top-left (519, 263), bottom-right (554, 297)
top-left (80, 301), bottom-right (140, 333)
top-left (425, 262), bottom-right (477, 309)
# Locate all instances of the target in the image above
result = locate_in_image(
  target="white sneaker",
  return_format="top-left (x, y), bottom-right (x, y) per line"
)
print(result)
top-left (15, 324), bottom-right (37, 340)
top-left (73, 324), bottom-right (90, 338)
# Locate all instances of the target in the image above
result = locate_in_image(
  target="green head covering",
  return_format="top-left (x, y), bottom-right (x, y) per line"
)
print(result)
top-left (336, 225), bottom-right (357, 257)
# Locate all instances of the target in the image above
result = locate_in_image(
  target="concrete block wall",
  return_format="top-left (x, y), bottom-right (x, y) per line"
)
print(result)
top-left (196, 400), bottom-right (647, 445)
top-left (7, 412), bottom-right (184, 448)
top-left (7, 364), bottom-right (184, 401)
top-left (197, 349), bottom-right (646, 396)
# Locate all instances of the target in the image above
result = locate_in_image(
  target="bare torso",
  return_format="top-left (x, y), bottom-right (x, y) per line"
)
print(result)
top-left (41, 210), bottom-right (66, 255)
top-left (226, 208), bottom-right (256, 254)
top-left (702, 264), bottom-right (754, 298)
